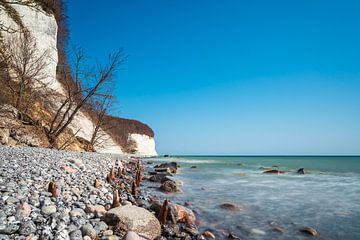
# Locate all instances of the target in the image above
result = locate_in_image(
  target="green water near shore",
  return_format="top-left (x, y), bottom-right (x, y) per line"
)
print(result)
top-left (152, 155), bottom-right (360, 239)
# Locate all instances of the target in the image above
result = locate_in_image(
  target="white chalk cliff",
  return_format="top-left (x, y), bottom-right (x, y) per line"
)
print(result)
top-left (0, 2), bottom-right (157, 155)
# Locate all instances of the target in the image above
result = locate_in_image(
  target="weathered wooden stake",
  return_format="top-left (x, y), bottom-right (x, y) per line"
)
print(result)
top-left (94, 179), bottom-right (101, 188)
top-left (159, 199), bottom-right (169, 225)
top-left (131, 180), bottom-right (137, 195)
top-left (107, 167), bottom-right (115, 182)
top-left (117, 167), bottom-right (122, 178)
top-left (135, 170), bottom-right (141, 187)
top-left (48, 181), bottom-right (57, 198)
top-left (112, 190), bottom-right (120, 208)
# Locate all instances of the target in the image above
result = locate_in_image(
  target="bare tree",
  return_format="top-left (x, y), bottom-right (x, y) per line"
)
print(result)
top-left (0, 34), bottom-right (49, 113)
top-left (47, 47), bottom-right (125, 146)
top-left (88, 93), bottom-right (115, 148)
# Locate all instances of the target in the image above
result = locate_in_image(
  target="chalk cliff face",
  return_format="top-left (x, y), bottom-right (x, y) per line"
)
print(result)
top-left (129, 134), bottom-right (157, 156)
top-left (0, 2), bottom-right (157, 155)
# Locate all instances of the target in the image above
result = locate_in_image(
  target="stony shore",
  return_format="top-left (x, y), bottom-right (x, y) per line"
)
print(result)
top-left (0, 146), bottom-right (201, 240)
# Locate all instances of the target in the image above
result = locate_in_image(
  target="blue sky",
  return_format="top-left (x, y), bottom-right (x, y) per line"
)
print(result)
top-left (68, 0), bottom-right (360, 155)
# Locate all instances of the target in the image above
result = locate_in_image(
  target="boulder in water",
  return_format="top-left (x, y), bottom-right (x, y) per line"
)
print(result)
top-left (160, 180), bottom-right (182, 193)
top-left (300, 227), bottom-right (318, 236)
top-left (219, 203), bottom-right (241, 212)
top-left (297, 168), bottom-right (305, 174)
top-left (262, 169), bottom-right (285, 174)
top-left (154, 162), bottom-right (178, 174)
top-left (169, 204), bottom-right (196, 225)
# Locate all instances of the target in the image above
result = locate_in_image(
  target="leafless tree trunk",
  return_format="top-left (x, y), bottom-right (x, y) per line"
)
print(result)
top-left (47, 48), bottom-right (125, 146)
top-left (88, 93), bottom-right (114, 148)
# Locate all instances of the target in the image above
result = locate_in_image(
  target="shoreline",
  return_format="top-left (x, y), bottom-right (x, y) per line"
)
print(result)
top-left (0, 145), bottom-right (201, 240)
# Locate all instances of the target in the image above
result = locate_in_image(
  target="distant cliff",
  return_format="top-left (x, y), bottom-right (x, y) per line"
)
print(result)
top-left (0, 0), bottom-right (157, 155)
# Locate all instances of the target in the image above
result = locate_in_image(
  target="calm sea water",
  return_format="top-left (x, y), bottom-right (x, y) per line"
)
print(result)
top-left (150, 156), bottom-right (360, 240)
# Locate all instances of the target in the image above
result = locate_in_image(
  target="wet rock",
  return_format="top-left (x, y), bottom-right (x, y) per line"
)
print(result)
top-left (18, 220), bottom-right (36, 236)
top-left (272, 226), bottom-right (285, 233)
top-left (104, 205), bottom-right (161, 240)
top-left (202, 231), bottom-right (215, 239)
top-left (228, 233), bottom-right (240, 239)
top-left (219, 203), bottom-right (241, 212)
top-left (190, 166), bottom-right (197, 169)
top-left (125, 231), bottom-right (140, 240)
top-left (81, 223), bottom-right (97, 239)
top-left (163, 224), bottom-right (180, 237)
top-left (250, 228), bottom-right (265, 235)
top-left (149, 173), bottom-right (172, 182)
top-left (300, 227), bottom-right (318, 236)
top-left (154, 162), bottom-right (178, 174)
top-left (42, 205), bottom-right (57, 215)
top-left (184, 225), bottom-right (199, 236)
top-left (160, 180), bottom-right (181, 193)
top-left (169, 204), bottom-right (196, 225)
top-left (297, 168), bottom-right (305, 174)
top-left (262, 169), bottom-right (285, 174)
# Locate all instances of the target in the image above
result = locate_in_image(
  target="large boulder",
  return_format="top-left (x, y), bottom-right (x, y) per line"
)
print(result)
top-left (149, 173), bottom-right (172, 182)
top-left (104, 205), bottom-right (161, 240)
top-left (160, 180), bottom-right (182, 193)
top-left (169, 204), bottom-right (196, 225)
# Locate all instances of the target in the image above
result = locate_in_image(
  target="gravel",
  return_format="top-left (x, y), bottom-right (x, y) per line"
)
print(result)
top-left (0, 145), bottom-right (118, 239)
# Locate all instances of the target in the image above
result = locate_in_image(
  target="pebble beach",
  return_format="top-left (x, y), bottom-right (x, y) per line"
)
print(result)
top-left (0, 146), bottom-right (199, 240)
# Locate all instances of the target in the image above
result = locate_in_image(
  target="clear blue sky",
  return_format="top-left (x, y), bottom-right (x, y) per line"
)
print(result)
top-left (68, 0), bottom-right (360, 155)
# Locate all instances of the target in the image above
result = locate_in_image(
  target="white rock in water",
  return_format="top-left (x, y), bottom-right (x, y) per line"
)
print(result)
top-left (251, 228), bottom-right (266, 235)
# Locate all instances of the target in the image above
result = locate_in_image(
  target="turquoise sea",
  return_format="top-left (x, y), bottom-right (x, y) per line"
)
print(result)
top-left (151, 156), bottom-right (360, 240)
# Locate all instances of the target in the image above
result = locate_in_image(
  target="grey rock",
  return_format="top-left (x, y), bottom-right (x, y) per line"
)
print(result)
top-left (81, 223), bottom-right (97, 239)
top-left (55, 229), bottom-right (70, 240)
top-left (42, 205), bottom-right (57, 215)
top-left (41, 226), bottom-right (54, 239)
top-left (94, 221), bottom-right (108, 233)
top-left (18, 220), bottom-right (36, 235)
top-left (5, 197), bottom-right (19, 205)
top-left (2, 205), bottom-right (16, 216)
top-left (69, 230), bottom-right (82, 240)
top-left (0, 223), bottom-right (19, 234)
top-left (0, 234), bottom-right (10, 240)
